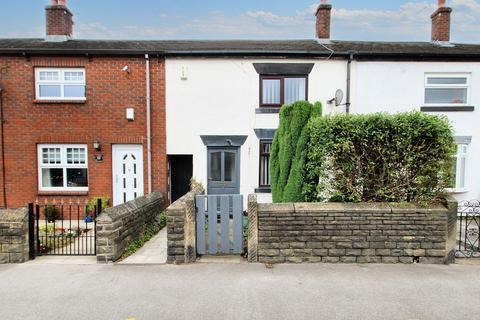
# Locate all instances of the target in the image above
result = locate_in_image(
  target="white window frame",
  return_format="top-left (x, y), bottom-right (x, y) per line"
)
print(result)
top-left (449, 143), bottom-right (469, 193)
top-left (37, 144), bottom-right (89, 192)
top-left (35, 68), bottom-right (86, 101)
top-left (424, 73), bottom-right (470, 106)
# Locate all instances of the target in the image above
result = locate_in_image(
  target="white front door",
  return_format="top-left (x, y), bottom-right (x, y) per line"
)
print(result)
top-left (112, 145), bottom-right (144, 206)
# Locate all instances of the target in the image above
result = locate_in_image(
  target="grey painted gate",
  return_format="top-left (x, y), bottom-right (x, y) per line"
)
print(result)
top-left (196, 195), bottom-right (243, 255)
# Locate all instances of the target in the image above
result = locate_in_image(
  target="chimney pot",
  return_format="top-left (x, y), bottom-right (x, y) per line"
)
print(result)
top-left (438, 0), bottom-right (446, 7)
top-left (315, 1), bottom-right (332, 40)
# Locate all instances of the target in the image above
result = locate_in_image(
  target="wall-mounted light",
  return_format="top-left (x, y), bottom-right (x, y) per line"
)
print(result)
top-left (93, 154), bottom-right (104, 162)
top-left (93, 140), bottom-right (101, 151)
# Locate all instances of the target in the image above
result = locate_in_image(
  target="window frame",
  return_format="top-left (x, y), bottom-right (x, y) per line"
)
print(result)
top-left (449, 143), bottom-right (469, 193)
top-left (259, 75), bottom-right (308, 108)
top-left (258, 140), bottom-right (273, 189)
top-left (37, 144), bottom-right (89, 192)
top-left (35, 68), bottom-right (86, 101)
top-left (424, 73), bottom-right (470, 106)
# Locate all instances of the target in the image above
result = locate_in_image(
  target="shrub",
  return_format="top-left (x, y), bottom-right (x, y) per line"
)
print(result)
top-left (44, 205), bottom-right (61, 223)
top-left (270, 101), bottom-right (322, 202)
top-left (86, 196), bottom-right (110, 214)
top-left (304, 112), bottom-right (455, 203)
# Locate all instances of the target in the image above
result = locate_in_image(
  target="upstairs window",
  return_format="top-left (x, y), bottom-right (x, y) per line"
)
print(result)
top-left (38, 144), bottom-right (89, 192)
top-left (35, 68), bottom-right (86, 101)
top-left (425, 74), bottom-right (469, 105)
top-left (260, 76), bottom-right (307, 108)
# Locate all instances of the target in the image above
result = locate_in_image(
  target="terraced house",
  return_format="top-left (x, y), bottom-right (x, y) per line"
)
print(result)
top-left (0, 0), bottom-right (479, 209)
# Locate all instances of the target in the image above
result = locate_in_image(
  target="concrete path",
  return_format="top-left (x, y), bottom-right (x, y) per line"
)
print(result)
top-left (118, 228), bottom-right (167, 265)
top-left (1, 263), bottom-right (480, 320)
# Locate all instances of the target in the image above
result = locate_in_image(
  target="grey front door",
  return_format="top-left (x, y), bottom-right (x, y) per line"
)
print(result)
top-left (207, 147), bottom-right (240, 195)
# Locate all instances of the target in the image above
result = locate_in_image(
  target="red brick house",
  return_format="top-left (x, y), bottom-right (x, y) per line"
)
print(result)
top-left (0, 0), bottom-right (167, 208)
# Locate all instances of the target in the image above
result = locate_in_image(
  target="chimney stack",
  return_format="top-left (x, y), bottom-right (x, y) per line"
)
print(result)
top-left (45, 0), bottom-right (73, 42)
top-left (315, 0), bottom-right (332, 41)
top-left (431, 0), bottom-right (452, 43)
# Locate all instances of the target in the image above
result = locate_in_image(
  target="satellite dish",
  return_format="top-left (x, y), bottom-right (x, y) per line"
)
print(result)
top-left (335, 89), bottom-right (344, 107)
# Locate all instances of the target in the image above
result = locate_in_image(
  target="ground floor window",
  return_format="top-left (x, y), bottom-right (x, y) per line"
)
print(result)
top-left (451, 142), bottom-right (469, 192)
top-left (38, 144), bottom-right (89, 192)
top-left (259, 140), bottom-right (272, 188)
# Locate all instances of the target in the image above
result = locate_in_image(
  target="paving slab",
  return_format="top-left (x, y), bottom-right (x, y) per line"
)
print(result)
top-left (117, 227), bottom-right (167, 265)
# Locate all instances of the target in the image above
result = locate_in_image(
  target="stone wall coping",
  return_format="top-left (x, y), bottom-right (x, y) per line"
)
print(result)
top-left (97, 191), bottom-right (163, 223)
top-left (256, 200), bottom-right (448, 215)
top-left (0, 208), bottom-right (28, 223)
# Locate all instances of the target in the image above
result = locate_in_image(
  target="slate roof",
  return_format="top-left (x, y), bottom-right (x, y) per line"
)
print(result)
top-left (0, 38), bottom-right (479, 59)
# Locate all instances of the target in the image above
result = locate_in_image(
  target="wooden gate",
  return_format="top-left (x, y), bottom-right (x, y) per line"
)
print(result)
top-left (196, 195), bottom-right (243, 255)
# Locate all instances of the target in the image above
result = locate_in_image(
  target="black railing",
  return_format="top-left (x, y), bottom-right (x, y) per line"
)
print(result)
top-left (456, 200), bottom-right (480, 258)
top-left (28, 199), bottom-right (102, 257)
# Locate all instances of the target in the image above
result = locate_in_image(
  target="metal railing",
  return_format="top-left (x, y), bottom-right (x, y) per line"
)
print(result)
top-left (28, 199), bottom-right (102, 257)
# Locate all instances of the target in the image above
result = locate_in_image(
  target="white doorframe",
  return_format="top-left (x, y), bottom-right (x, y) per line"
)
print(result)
top-left (112, 144), bottom-right (144, 206)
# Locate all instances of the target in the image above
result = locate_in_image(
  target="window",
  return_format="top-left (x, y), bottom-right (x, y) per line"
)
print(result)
top-left (260, 76), bottom-right (307, 107)
top-left (425, 74), bottom-right (469, 105)
top-left (38, 145), bottom-right (88, 192)
top-left (259, 140), bottom-right (272, 188)
top-left (35, 68), bottom-right (86, 100)
top-left (450, 143), bottom-right (469, 192)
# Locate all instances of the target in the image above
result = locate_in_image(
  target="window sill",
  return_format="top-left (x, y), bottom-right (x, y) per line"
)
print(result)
top-left (255, 187), bottom-right (271, 194)
top-left (34, 99), bottom-right (87, 105)
top-left (37, 191), bottom-right (89, 196)
top-left (256, 108), bottom-right (280, 114)
top-left (421, 106), bottom-right (475, 112)
top-left (447, 188), bottom-right (469, 194)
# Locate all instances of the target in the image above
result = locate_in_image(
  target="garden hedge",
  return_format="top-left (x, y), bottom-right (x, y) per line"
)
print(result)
top-left (270, 101), bottom-right (322, 202)
top-left (303, 112), bottom-right (455, 203)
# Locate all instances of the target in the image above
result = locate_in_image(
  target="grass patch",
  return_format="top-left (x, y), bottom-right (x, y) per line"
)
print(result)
top-left (121, 212), bottom-right (167, 259)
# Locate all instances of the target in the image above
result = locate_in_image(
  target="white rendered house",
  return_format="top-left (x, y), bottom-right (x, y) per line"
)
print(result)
top-left (165, 1), bottom-right (480, 204)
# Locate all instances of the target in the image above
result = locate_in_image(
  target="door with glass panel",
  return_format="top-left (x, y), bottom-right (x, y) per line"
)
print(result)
top-left (112, 145), bottom-right (144, 206)
top-left (207, 148), bottom-right (240, 195)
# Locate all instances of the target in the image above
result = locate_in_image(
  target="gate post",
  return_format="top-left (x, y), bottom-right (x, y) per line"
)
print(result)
top-left (247, 194), bottom-right (258, 262)
top-left (28, 203), bottom-right (35, 260)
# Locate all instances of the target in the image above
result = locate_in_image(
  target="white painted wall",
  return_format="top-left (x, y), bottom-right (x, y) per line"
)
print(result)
top-left (166, 58), bottom-right (348, 204)
top-left (353, 61), bottom-right (480, 202)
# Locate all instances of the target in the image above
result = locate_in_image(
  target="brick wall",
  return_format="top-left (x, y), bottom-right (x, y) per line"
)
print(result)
top-left (0, 55), bottom-right (167, 208)
top-left (0, 208), bottom-right (29, 263)
top-left (249, 197), bottom-right (456, 264)
top-left (96, 191), bottom-right (163, 263)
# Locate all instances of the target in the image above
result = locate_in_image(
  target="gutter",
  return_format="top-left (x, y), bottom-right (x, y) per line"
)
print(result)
top-left (0, 85), bottom-right (6, 208)
top-left (145, 54), bottom-right (152, 195)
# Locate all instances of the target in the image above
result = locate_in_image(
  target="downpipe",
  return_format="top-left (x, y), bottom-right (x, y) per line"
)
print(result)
top-left (0, 85), bottom-right (6, 208)
top-left (346, 52), bottom-right (353, 114)
top-left (145, 54), bottom-right (152, 194)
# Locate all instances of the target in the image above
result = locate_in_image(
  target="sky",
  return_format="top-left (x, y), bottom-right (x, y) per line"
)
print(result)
top-left (0, 0), bottom-right (479, 43)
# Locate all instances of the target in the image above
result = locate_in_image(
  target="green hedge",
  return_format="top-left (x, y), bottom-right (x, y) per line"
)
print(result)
top-left (303, 112), bottom-right (455, 203)
top-left (270, 101), bottom-right (322, 202)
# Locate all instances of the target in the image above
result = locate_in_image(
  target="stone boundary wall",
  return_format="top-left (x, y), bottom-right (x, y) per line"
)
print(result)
top-left (96, 192), bottom-right (164, 263)
top-left (0, 208), bottom-right (29, 263)
top-left (166, 186), bottom-right (204, 264)
top-left (248, 196), bottom-right (457, 264)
